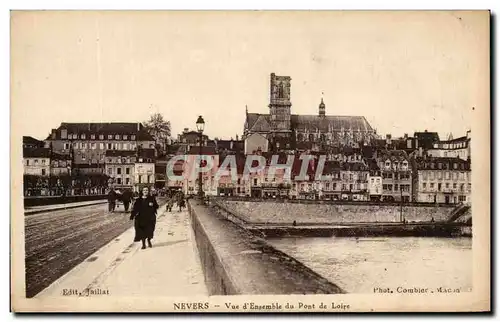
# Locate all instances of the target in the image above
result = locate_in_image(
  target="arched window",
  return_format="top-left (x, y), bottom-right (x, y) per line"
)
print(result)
top-left (308, 134), bottom-right (315, 142)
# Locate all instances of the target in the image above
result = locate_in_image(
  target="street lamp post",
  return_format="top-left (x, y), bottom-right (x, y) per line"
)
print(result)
top-left (196, 115), bottom-right (205, 199)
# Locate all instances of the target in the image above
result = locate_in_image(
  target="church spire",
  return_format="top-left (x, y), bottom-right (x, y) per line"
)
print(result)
top-left (319, 93), bottom-right (326, 117)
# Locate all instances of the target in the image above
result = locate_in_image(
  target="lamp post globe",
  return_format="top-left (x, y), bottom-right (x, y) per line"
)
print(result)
top-left (196, 115), bottom-right (205, 133)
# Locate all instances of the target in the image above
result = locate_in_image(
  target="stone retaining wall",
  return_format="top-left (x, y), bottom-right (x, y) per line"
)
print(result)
top-left (188, 200), bottom-right (345, 295)
top-left (220, 200), bottom-right (455, 224)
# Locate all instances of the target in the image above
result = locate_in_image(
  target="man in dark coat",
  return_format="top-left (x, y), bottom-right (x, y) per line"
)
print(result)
top-left (130, 186), bottom-right (159, 249)
top-left (107, 189), bottom-right (116, 212)
top-left (122, 189), bottom-right (133, 212)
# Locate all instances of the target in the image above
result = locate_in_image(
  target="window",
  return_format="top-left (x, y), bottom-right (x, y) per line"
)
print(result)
top-left (99, 143), bottom-right (104, 149)
top-left (108, 135), bottom-right (113, 140)
top-left (117, 178), bottom-right (122, 184)
top-left (445, 183), bottom-right (449, 189)
top-left (81, 134), bottom-right (86, 139)
top-left (108, 168), bottom-right (112, 175)
top-left (82, 154), bottom-right (86, 161)
top-left (430, 183), bottom-right (435, 189)
top-left (41, 159), bottom-right (46, 165)
top-left (131, 135), bottom-right (136, 140)
top-left (438, 183), bottom-right (442, 191)
top-left (385, 161), bottom-right (390, 168)
top-left (459, 196), bottom-right (466, 202)
top-left (253, 178), bottom-right (258, 185)
top-left (99, 134), bottom-right (104, 140)
top-left (82, 142), bottom-right (87, 149)
top-left (123, 143), bottom-right (129, 150)
top-left (423, 182), bottom-right (427, 189)
top-left (91, 143), bottom-right (96, 150)
top-left (117, 168), bottom-right (122, 175)
top-left (91, 135), bottom-right (95, 140)
top-left (453, 183), bottom-right (457, 189)
top-left (453, 163), bottom-right (458, 169)
top-left (126, 178), bottom-right (130, 185)
top-left (41, 169), bottom-right (46, 176)
top-left (437, 172), bottom-right (442, 179)
top-left (394, 184), bottom-right (398, 191)
top-left (73, 142), bottom-right (78, 149)
top-left (26, 160), bottom-right (29, 166)
top-left (445, 171), bottom-right (450, 180)
top-left (115, 134), bottom-right (120, 140)
top-left (34, 159), bottom-right (38, 165)
top-left (123, 135), bottom-right (128, 140)
top-left (64, 143), bottom-right (70, 150)
top-left (126, 167), bottom-right (130, 175)
top-left (460, 184), bottom-right (464, 191)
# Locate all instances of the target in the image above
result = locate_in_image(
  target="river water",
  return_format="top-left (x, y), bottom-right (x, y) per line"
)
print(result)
top-left (268, 237), bottom-right (472, 294)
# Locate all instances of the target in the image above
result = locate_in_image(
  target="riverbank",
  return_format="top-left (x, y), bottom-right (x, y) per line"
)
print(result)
top-left (248, 222), bottom-right (472, 238)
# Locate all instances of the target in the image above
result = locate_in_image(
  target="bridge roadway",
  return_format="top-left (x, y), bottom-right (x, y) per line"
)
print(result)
top-left (24, 198), bottom-right (165, 298)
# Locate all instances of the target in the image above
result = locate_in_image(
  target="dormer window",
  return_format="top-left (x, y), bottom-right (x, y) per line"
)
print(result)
top-left (81, 134), bottom-right (86, 139)
top-left (123, 135), bottom-right (128, 140)
top-left (131, 135), bottom-right (136, 140)
top-left (385, 161), bottom-right (390, 168)
top-left (108, 135), bottom-right (113, 140)
top-left (91, 134), bottom-right (95, 140)
top-left (115, 134), bottom-right (120, 140)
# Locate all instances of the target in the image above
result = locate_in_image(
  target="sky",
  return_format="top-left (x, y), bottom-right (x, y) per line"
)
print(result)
top-left (11, 11), bottom-right (488, 141)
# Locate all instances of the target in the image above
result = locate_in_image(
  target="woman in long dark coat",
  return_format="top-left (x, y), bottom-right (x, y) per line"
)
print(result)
top-left (130, 186), bottom-right (159, 249)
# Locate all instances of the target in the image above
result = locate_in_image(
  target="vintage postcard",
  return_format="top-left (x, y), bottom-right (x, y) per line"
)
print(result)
top-left (10, 10), bottom-right (490, 312)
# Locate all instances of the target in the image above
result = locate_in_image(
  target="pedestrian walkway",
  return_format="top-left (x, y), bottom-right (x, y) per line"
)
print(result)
top-left (25, 200), bottom-right (107, 215)
top-left (36, 207), bottom-right (208, 298)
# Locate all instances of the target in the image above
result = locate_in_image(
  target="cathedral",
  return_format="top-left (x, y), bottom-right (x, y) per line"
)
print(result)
top-left (243, 73), bottom-right (377, 153)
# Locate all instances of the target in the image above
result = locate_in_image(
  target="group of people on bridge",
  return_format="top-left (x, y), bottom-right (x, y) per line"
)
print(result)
top-left (106, 186), bottom-right (187, 250)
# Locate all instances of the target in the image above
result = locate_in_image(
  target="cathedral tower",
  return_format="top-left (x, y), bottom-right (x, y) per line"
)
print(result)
top-left (269, 73), bottom-right (292, 135)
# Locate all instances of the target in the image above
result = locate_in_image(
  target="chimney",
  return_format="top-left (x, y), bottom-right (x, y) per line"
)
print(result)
top-left (230, 140), bottom-right (234, 150)
top-left (137, 122), bottom-right (140, 131)
top-left (404, 133), bottom-right (408, 139)
top-left (51, 129), bottom-right (57, 140)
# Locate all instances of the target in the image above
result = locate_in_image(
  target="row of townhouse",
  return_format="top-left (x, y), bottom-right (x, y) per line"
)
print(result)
top-left (22, 122), bottom-right (159, 195)
top-left (166, 146), bottom-right (471, 204)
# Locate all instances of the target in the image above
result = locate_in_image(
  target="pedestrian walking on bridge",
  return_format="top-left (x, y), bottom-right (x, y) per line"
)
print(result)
top-left (130, 186), bottom-right (159, 249)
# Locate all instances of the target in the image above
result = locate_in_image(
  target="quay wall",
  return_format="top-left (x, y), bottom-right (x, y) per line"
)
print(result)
top-left (218, 200), bottom-right (455, 224)
top-left (187, 199), bottom-right (345, 295)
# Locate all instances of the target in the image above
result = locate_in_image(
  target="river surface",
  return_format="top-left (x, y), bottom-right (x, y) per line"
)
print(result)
top-left (268, 237), bottom-right (472, 294)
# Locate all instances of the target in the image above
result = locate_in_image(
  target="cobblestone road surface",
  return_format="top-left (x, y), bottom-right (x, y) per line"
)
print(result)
top-left (24, 199), bottom-right (165, 298)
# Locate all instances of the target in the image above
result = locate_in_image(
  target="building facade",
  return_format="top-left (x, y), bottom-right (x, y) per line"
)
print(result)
top-left (376, 150), bottom-right (412, 202)
top-left (427, 132), bottom-right (471, 161)
top-left (45, 122), bottom-right (155, 168)
top-left (415, 157), bottom-right (471, 204)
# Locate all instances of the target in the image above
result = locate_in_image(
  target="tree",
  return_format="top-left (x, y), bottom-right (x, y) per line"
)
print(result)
top-left (144, 113), bottom-right (172, 150)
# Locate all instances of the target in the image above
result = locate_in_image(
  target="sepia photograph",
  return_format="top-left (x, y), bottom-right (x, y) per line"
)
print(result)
top-left (10, 10), bottom-right (490, 312)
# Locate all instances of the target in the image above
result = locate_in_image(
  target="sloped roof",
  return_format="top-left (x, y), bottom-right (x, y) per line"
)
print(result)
top-left (291, 115), bottom-right (374, 132)
top-left (377, 150), bottom-right (409, 162)
top-left (246, 113), bottom-right (272, 132)
top-left (47, 122), bottom-right (154, 141)
top-left (23, 136), bottom-right (44, 147)
top-left (23, 147), bottom-right (50, 158)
